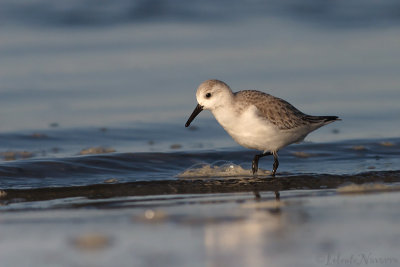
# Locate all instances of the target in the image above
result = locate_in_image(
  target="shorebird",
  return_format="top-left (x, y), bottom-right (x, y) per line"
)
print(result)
top-left (185, 79), bottom-right (340, 176)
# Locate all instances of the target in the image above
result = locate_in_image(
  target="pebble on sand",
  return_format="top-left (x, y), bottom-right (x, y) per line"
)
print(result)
top-left (380, 141), bottom-right (395, 147)
top-left (337, 183), bottom-right (400, 194)
top-left (71, 233), bottom-right (111, 251)
top-left (170, 144), bottom-right (182, 149)
top-left (133, 209), bottom-right (167, 223)
top-left (351, 145), bottom-right (366, 151)
top-left (291, 151), bottom-right (313, 158)
top-left (79, 147), bottom-right (116, 155)
top-left (0, 190), bottom-right (7, 198)
top-left (1, 151), bottom-right (34, 161)
top-left (104, 178), bottom-right (119, 183)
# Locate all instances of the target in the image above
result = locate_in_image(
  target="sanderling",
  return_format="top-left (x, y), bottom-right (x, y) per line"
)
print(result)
top-left (185, 79), bottom-right (340, 176)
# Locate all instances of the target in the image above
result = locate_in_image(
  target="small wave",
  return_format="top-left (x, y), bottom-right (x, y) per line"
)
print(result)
top-left (2, 170), bottom-right (400, 208)
top-left (0, 136), bottom-right (398, 189)
top-left (177, 161), bottom-right (271, 178)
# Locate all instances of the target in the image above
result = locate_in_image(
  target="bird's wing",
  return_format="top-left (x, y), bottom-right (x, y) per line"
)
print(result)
top-left (235, 90), bottom-right (308, 130)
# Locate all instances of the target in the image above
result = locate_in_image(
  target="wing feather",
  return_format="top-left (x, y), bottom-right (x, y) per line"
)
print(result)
top-left (234, 90), bottom-right (309, 130)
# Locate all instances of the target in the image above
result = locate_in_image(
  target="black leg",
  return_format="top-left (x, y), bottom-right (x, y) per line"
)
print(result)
top-left (272, 151), bottom-right (279, 176)
top-left (252, 154), bottom-right (260, 174)
top-left (252, 152), bottom-right (272, 175)
top-left (274, 191), bottom-right (280, 201)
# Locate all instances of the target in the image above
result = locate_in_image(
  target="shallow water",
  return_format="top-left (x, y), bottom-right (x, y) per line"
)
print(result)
top-left (2, 189), bottom-right (400, 267)
top-left (1, 13), bottom-right (400, 138)
top-left (0, 120), bottom-right (399, 189)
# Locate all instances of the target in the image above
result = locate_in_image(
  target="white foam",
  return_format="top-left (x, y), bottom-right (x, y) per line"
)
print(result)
top-left (177, 161), bottom-right (271, 178)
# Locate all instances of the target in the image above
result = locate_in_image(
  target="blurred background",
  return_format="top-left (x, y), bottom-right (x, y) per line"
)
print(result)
top-left (0, 0), bottom-right (399, 140)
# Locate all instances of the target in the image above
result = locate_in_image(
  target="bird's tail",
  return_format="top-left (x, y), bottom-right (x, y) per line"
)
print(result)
top-left (304, 115), bottom-right (341, 125)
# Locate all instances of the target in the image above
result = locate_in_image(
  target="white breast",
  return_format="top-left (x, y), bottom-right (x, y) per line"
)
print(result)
top-left (212, 105), bottom-right (296, 152)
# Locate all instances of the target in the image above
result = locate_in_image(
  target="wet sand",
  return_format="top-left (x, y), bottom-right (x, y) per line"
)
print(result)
top-left (0, 170), bottom-right (399, 204)
top-left (1, 175), bottom-right (400, 267)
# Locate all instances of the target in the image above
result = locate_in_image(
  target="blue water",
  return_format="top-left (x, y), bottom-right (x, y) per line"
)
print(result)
top-left (0, 121), bottom-right (398, 189)
top-left (0, 0), bottom-right (400, 192)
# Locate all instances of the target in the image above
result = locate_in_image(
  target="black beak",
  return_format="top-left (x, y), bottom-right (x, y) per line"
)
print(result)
top-left (185, 104), bottom-right (203, 127)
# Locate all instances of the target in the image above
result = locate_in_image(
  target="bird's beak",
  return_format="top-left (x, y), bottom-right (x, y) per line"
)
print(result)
top-left (185, 104), bottom-right (203, 127)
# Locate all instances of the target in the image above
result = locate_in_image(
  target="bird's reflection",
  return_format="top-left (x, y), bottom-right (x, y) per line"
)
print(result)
top-left (253, 190), bottom-right (280, 201)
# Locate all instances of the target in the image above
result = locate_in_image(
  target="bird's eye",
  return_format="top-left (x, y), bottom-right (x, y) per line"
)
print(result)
top-left (205, 93), bottom-right (212, 98)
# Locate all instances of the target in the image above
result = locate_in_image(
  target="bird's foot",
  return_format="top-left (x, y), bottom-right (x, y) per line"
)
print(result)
top-left (252, 156), bottom-right (259, 175)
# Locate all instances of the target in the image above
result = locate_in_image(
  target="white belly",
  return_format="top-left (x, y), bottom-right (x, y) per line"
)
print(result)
top-left (212, 105), bottom-right (307, 152)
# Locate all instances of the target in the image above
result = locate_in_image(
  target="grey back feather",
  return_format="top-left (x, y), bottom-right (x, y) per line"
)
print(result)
top-left (234, 90), bottom-right (336, 130)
